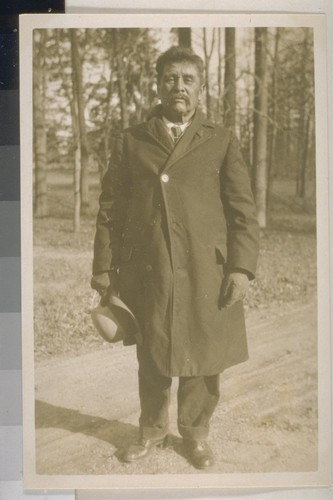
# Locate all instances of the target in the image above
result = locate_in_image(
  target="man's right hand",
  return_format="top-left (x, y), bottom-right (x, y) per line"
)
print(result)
top-left (91, 272), bottom-right (110, 296)
top-left (91, 271), bottom-right (119, 304)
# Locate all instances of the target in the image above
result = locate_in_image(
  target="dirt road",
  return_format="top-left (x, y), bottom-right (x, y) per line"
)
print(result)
top-left (35, 299), bottom-right (318, 476)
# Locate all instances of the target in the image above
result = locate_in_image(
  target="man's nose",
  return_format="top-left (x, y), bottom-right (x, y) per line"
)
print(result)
top-left (174, 76), bottom-right (185, 90)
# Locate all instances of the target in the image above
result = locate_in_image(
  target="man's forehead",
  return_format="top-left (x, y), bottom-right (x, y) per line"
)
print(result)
top-left (162, 61), bottom-right (200, 76)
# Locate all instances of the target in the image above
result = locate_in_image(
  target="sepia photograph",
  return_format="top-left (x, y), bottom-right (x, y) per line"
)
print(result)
top-left (20, 13), bottom-right (330, 490)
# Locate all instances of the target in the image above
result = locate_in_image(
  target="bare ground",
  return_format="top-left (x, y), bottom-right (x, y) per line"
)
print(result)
top-left (35, 298), bottom-right (317, 476)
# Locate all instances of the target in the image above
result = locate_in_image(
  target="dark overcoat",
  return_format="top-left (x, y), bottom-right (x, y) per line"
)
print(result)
top-left (93, 108), bottom-right (260, 377)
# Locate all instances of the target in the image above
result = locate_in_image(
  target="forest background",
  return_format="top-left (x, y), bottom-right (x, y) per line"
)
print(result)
top-left (32, 26), bottom-right (317, 359)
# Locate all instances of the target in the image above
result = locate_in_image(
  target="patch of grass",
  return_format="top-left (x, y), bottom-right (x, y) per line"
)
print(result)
top-left (245, 229), bottom-right (316, 311)
top-left (34, 240), bottom-right (106, 361)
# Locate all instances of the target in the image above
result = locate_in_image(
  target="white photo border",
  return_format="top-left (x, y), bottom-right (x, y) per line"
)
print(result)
top-left (20, 12), bottom-right (331, 490)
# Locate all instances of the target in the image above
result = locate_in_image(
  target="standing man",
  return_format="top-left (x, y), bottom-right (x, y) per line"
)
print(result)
top-left (91, 46), bottom-right (259, 469)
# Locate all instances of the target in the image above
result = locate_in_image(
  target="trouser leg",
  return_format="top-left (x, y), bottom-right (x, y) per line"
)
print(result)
top-left (137, 360), bottom-right (172, 440)
top-left (177, 374), bottom-right (220, 441)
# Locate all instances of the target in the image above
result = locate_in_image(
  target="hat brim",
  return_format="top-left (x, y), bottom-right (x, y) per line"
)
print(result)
top-left (91, 295), bottom-right (142, 345)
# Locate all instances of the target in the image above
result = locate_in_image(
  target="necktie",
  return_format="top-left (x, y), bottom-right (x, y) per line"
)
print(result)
top-left (171, 125), bottom-right (183, 143)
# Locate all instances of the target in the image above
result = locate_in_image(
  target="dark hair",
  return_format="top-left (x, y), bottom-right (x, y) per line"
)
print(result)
top-left (156, 46), bottom-right (204, 82)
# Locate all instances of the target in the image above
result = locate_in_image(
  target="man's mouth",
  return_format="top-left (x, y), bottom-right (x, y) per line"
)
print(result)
top-left (170, 95), bottom-right (187, 103)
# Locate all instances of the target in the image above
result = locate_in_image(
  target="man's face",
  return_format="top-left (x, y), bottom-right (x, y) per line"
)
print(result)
top-left (157, 61), bottom-right (204, 123)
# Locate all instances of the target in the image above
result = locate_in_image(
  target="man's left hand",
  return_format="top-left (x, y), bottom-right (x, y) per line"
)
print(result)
top-left (219, 272), bottom-right (249, 308)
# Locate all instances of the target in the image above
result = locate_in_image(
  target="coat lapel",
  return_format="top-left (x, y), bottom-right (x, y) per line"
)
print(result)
top-left (141, 107), bottom-right (215, 174)
top-left (162, 110), bottom-right (215, 171)
top-left (144, 115), bottom-right (174, 155)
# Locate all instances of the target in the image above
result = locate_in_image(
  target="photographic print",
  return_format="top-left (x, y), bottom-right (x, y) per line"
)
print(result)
top-left (20, 13), bottom-right (330, 490)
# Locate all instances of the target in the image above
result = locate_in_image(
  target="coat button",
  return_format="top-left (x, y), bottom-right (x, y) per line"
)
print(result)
top-left (161, 174), bottom-right (169, 183)
top-left (146, 264), bottom-right (153, 272)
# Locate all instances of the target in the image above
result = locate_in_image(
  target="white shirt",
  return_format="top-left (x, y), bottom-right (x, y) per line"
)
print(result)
top-left (162, 116), bottom-right (191, 141)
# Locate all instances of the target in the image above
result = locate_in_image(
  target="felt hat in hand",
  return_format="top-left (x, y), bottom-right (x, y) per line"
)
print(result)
top-left (91, 295), bottom-right (142, 346)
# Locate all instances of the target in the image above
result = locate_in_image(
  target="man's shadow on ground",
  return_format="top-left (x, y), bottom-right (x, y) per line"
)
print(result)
top-left (35, 399), bottom-right (187, 464)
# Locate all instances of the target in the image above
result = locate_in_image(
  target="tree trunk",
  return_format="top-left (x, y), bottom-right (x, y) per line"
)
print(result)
top-left (70, 30), bottom-right (81, 232)
top-left (266, 28), bottom-right (280, 217)
top-left (216, 28), bottom-right (223, 123)
top-left (33, 30), bottom-right (48, 218)
top-left (73, 110), bottom-right (82, 233)
top-left (70, 94), bottom-right (81, 232)
top-left (70, 29), bottom-right (90, 215)
top-left (299, 111), bottom-right (311, 198)
top-left (296, 28), bottom-right (311, 198)
top-left (178, 28), bottom-right (191, 48)
top-left (223, 28), bottom-right (236, 131)
top-left (284, 99), bottom-right (291, 175)
top-left (203, 28), bottom-right (216, 120)
top-left (252, 28), bottom-right (268, 229)
top-left (102, 48), bottom-right (114, 179)
top-left (112, 29), bottom-right (130, 129)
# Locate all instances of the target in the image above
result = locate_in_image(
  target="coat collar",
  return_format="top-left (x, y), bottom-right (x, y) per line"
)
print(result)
top-left (144, 108), bottom-right (174, 154)
top-left (143, 105), bottom-right (216, 171)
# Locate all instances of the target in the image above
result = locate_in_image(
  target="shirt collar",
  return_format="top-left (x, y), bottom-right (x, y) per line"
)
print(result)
top-left (162, 116), bottom-right (191, 132)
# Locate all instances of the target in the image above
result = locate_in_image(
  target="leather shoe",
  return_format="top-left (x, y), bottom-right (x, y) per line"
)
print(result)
top-left (183, 439), bottom-right (215, 469)
top-left (123, 435), bottom-right (168, 462)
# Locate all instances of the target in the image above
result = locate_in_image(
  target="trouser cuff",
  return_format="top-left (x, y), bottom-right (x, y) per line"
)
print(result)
top-left (178, 422), bottom-right (209, 441)
top-left (140, 425), bottom-right (168, 440)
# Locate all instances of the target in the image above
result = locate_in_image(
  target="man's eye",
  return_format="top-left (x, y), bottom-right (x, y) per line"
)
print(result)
top-left (184, 78), bottom-right (193, 84)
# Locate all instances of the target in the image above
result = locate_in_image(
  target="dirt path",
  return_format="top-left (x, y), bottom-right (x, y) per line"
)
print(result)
top-left (35, 299), bottom-right (317, 476)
